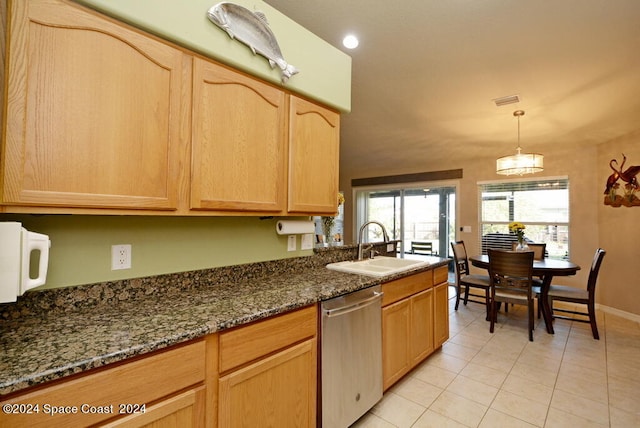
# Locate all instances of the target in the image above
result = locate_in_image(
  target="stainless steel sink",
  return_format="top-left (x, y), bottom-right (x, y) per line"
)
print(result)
top-left (326, 256), bottom-right (431, 277)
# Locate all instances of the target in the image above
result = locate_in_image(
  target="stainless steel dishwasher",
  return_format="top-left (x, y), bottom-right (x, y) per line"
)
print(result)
top-left (321, 285), bottom-right (383, 427)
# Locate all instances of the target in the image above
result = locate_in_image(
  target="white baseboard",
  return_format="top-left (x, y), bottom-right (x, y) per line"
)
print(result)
top-left (596, 304), bottom-right (640, 323)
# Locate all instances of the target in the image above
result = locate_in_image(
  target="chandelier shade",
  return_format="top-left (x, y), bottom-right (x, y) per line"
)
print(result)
top-left (496, 149), bottom-right (544, 175)
top-left (496, 110), bottom-right (544, 176)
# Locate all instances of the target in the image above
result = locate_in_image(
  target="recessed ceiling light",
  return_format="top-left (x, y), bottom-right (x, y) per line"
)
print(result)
top-left (342, 34), bottom-right (359, 49)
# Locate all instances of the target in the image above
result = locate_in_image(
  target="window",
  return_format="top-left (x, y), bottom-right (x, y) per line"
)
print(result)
top-left (479, 177), bottom-right (569, 259)
top-left (354, 184), bottom-right (457, 258)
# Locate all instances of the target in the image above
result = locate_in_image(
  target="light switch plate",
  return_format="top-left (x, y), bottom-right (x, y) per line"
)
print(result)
top-left (463, 225), bottom-right (472, 233)
top-left (287, 235), bottom-right (297, 251)
top-left (301, 234), bottom-right (313, 250)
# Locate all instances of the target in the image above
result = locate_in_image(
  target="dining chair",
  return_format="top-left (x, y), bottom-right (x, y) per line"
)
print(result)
top-left (510, 242), bottom-right (546, 260)
top-left (488, 249), bottom-right (536, 341)
top-left (510, 242), bottom-right (546, 317)
top-left (451, 241), bottom-right (491, 320)
top-left (547, 248), bottom-right (606, 339)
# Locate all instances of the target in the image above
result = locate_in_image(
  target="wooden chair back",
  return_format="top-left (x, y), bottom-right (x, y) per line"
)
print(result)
top-left (510, 242), bottom-right (546, 260)
top-left (587, 248), bottom-right (606, 298)
top-left (451, 241), bottom-right (470, 277)
top-left (488, 249), bottom-right (534, 297)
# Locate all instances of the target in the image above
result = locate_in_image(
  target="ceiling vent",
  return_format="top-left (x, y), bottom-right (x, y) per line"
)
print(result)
top-left (493, 94), bottom-right (520, 107)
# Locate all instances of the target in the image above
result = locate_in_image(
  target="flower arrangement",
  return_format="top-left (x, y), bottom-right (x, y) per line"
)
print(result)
top-left (321, 192), bottom-right (345, 243)
top-left (508, 222), bottom-right (526, 245)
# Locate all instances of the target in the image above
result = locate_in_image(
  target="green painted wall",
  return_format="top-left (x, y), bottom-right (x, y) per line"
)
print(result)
top-left (73, 0), bottom-right (352, 112)
top-left (1, 214), bottom-right (312, 289)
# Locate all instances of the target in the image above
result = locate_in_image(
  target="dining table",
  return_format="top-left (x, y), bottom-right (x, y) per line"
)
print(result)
top-left (468, 254), bottom-right (581, 334)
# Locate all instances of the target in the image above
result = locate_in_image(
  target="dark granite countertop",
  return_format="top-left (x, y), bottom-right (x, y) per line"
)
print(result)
top-left (0, 245), bottom-right (449, 396)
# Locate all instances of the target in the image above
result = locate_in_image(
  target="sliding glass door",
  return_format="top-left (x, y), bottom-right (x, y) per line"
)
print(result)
top-left (355, 184), bottom-right (457, 258)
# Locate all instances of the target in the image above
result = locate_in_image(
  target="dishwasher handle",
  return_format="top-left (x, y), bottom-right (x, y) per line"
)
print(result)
top-left (323, 291), bottom-right (384, 318)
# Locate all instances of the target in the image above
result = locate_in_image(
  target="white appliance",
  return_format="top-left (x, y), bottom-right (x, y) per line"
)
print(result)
top-left (0, 222), bottom-right (51, 303)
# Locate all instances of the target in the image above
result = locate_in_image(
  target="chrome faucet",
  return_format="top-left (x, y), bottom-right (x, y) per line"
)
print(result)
top-left (357, 221), bottom-right (390, 260)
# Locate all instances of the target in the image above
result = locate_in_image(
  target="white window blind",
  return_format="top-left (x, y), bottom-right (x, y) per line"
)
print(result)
top-left (478, 178), bottom-right (570, 259)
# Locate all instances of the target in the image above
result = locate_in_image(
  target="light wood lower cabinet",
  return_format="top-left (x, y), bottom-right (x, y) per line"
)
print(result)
top-left (102, 387), bottom-right (205, 428)
top-left (434, 281), bottom-right (450, 348)
top-left (411, 288), bottom-right (435, 365)
top-left (0, 340), bottom-right (206, 428)
top-left (382, 298), bottom-right (411, 389)
top-left (381, 266), bottom-right (449, 390)
top-left (217, 305), bottom-right (318, 427)
top-left (0, 305), bottom-right (319, 428)
top-left (218, 340), bottom-right (316, 427)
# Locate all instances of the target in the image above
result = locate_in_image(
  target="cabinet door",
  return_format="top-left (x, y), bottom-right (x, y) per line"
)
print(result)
top-left (434, 282), bottom-right (450, 348)
top-left (288, 96), bottom-right (340, 214)
top-left (410, 289), bottom-right (434, 365)
top-left (3, 0), bottom-right (188, 210)
top-left (382, 299), bottom-right (411, 390)
top-left (191, 59), bottom-right (286, 212)
top-left (0, 340), bottom-right (205, 428)
top-left (218, 339), bottom-right (316, 427)
top-left (102, 387), bottom-right (205, 428)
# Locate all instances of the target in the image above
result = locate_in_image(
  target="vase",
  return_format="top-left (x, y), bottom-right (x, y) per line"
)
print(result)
top-left (515, 240), bottom-right (529, 252)
top-left (324, 232), bottom-right (334, 246)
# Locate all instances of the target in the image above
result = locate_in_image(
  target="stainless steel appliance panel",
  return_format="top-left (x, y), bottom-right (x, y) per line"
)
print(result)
top-left (321, 285), bottom-right (383, 427)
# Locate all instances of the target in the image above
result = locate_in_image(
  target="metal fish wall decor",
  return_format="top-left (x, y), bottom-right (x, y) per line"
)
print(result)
top-left (207, 2), bottom-right (299, 83)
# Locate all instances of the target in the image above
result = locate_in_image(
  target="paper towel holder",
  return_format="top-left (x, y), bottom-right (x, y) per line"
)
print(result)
top-left (275, 220), bottom-right (315, 235)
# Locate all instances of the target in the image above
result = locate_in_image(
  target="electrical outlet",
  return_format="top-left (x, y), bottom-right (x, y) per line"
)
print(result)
top-left (301, 233), bottom-right (313, 250)
top-left (287, 235), bottom-right (297, 252)
top-left (111, 244), bottom-right (132, 270)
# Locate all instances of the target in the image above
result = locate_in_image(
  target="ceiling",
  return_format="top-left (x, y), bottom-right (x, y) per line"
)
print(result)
top-left (265, 0), bottom-right (640, 177)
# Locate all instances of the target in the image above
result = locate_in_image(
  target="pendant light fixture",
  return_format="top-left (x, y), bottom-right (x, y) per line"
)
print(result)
top-left (496, 110), bottom-right (544, 175)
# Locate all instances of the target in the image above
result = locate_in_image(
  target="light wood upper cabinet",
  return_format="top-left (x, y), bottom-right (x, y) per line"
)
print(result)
top-left (2, 0), bottom-right (189, 211)
top-left (1, 0), bottom-right (341, 215)
top-left (288, 96), bottom-right (340, 214)
top-left (191, 59), bottom-right (286, 212)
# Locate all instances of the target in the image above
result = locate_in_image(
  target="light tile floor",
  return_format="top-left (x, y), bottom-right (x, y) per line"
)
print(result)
top-left (352, 287), bottom-right (640, 428)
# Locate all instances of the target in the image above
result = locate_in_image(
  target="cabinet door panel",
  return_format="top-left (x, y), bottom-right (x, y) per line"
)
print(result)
top-left (3, 0), bottom-right (188, 210)
top-left (218, 340), bottom-right (316, 427)
top-left (410, 289), bottom-right (434, 364)
top-left (191, 59), bottom-right (286, 212)
top-left (382, 299), bottom-right (410, 390)
top-left (288, 96), bottom-right (339, 214)
top-left (102, 387), bottom-right (205, 428)
top-left (434, 282), bottom-right (450, 348)
top-left (0, 340), bottom-right (205, 428)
